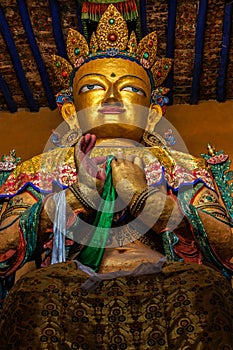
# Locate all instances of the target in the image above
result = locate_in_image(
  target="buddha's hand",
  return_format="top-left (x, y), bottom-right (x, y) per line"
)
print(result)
top-left (111, 156), bottom-right (148, 207)
top-left (74, 133), bottom-right (106, 194)
top-left (71, 134), bottom-right (106, 211)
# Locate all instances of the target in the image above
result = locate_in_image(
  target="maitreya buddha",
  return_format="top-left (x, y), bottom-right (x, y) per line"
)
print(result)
top-left (0, 5), bottom-right (232, 349)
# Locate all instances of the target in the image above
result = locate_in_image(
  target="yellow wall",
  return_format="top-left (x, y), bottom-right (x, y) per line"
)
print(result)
top-left (166, 100), bottom-right (233, 161)
top-left (0, 100), bottom-right (232, 162)
top-left (0, 108), bottom-right (63, 162)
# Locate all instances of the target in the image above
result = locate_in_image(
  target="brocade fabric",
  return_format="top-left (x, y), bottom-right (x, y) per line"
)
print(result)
top-left (0, 261), bottom-right (232, 350)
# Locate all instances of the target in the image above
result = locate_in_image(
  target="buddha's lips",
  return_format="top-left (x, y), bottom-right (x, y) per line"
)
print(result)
top-left (98, 106), bottom-right (126, 114)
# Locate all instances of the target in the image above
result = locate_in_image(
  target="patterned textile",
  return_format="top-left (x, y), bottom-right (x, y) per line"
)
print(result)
top-left (0, 261), bottom-right (232, 350)
top-left (0, 147), bottom-right (215, 197)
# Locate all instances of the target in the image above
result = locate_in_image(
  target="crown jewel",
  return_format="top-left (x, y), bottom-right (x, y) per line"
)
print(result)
top-left (52, 5), bottom-right (172, 90)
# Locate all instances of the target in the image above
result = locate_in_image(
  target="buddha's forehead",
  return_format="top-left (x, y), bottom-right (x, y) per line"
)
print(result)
top-left (73, 57), bottom-right (151, 85)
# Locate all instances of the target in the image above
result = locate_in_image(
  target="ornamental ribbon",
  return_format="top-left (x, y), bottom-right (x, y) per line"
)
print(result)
top-left (77, 155), bottom-right (116, 271)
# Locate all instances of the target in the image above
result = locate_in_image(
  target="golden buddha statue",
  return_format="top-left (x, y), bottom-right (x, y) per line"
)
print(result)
top-left (0, 5), bottom-right (232, 349)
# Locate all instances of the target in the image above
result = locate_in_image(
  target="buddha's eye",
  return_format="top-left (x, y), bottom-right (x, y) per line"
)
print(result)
top-left (121, 86), bottom-right (145, 96)
top-left (79, 84), bottom-right (105, 93)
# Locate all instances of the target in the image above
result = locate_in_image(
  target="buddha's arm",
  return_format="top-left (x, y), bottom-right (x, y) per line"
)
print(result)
top-left (131, 187), bottom-right (233, 262)
top-left (111, 157), bottom-right (233, 263)
top-left (133, 188), bottom-right (184, 234)
top-left (0, 187), bottom-right (94, 276)
top-left (0, 192), bottom-right (36, 255)
top-left (191, 185), bottom-right (233, 261)
top-left (39, 188), bottom-right (89, 232)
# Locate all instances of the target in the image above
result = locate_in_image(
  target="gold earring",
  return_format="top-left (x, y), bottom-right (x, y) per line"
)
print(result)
top-left (143, 103), bottom-right (167, 147)
top-left (60, 102), bottom-right (82, 147)
top-left (61, 127), bottom-right (82, 147)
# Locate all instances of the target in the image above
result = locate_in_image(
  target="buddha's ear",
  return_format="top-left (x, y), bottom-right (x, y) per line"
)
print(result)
top-left (145, 103), bottom-right (163, 132)
top-left (61, 102), bottom-right (81, 130)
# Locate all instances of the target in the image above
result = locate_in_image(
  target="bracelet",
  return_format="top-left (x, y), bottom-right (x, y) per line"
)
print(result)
top-left (0, 204), bottom-right (30, 225)
top-left (2, 204), bottom-right (30, 215)
top-left (130, 188), bottom-right (148, 216)
top-left (0, 215), bottom-right (22, 231)
top-left (69, 183), bottom-right (96, 210)
top-left (130, 187), bottom-right (159, 216)
top-left (1, 210), bottom-right (27, 223)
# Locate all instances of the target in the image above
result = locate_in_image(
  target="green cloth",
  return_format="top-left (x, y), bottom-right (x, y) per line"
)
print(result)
top-left (19, 197), bottom-right (43, 266)
top-left (78, 156), bottom-right (116, 271)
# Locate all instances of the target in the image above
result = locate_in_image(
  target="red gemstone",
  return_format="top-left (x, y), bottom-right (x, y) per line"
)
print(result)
top-left (157, 71), bottom-right (161, 77)
top-left (72, 38), bottom-right (76, 44)
top-left (148, 40), bottom-right (153, 48)
top-left (108, 33), bottom-right (117, 42)
top-left (62, 71), bottom-right (68, 78)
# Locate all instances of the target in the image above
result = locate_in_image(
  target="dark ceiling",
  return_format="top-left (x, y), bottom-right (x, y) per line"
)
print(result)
top-left (0, 0), bottom-right (232, 113)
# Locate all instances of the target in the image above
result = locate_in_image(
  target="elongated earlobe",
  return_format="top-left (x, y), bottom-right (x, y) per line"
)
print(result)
top-left (61, 102), bottom-right (80, 130)
top-left (60, 102), bottom-right (82, 147)
top-left (145, 103), bottom-right (163, 132)
top-left (143, 103), bottom-right (167, 148)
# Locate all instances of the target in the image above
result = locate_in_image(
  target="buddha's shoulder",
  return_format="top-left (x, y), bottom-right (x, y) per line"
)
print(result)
top-left (170, 149), bottom-right (207, 170)
top-left (14, 147), bottom-right (75, 176)
top-left (142, 147), bottom-right (207, 171)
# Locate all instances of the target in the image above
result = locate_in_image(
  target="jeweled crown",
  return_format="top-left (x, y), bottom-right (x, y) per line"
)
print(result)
top-left (52, 5), bottom-right (172, 91)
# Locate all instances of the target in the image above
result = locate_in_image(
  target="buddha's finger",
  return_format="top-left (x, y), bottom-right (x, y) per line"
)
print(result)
top-left (117, 149), bottom-right (124, 163)
top-left (92, 156), bottom-right (106, 165)
top-left (134, 156), bottom-right (144, 169)
top-left (80, 133), bottom-right (92, 154)
top-left (84, 134), bottom-right (96, 154)
top-left (125, 154), bottom-right (135, 162)
top-left (96, 169), bottom-right (106, 181)
top-left (111, 159), bottom-right (118, 168)
top-left (81, 133), bottom-right (91, 153)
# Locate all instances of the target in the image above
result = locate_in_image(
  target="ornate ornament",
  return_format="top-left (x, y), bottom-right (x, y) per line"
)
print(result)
top-left (202, 149), bottom-right (233, 219)
top-left (0, 150), bottom-right (21, 188)
top-left (0, 150), bottom-right (21, 173)
top-left (151, 58), bottom-right (173, 87)
top-left (143, 130), bottom-right (167, 148)
top-left (90, 32), bottom-right (98, 54)
top-left (154, 87), bottom-right (170, 95)
top-left (60, 128), bottom-right (82, 147)
top-left (51, 55), bottom-right (73, 89)
top-left (207, 154), bottom-right (229, 165)
top-left (163, 129), bottom-right (176, 146)
top-left (51, 4), bottom-right (173, 96)
top-left (66, 28), bottom-right (89, 65)
top-left (136, 31), bottom-right (158, 67)
top-left (127, 31), bottom-right (137, 53)
top-left (96, 4), bottom-right (128, 50)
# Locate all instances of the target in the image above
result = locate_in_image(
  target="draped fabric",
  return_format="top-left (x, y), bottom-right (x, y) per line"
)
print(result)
top-left (78, 156), bottom-right (116, 271)
top-left (1, 261), bottom-right (232, 350)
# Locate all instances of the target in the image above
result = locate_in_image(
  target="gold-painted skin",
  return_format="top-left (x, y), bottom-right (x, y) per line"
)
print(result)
top-left (0, 6), bottom-right (233, 349)
top-left (0, 56), bottom-right (233, 274)
top-left (54, 56), bottom-right (233, 273)
top-left (72, 58), bottom-right (151, 143)
top-left (0, 53), bottom-right (232, 279)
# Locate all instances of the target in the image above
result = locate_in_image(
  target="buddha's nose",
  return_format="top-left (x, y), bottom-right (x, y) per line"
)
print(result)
top-left (101, 98), bottom-right (123, 107)
top-left (101, 85), bottom-right (123, 107)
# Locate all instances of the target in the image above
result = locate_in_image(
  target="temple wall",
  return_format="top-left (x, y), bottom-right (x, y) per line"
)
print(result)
top-left (0, 100), bottom-right (232, 162)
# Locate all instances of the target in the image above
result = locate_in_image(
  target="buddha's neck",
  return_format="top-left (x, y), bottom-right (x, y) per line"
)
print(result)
top-left (95, 138), bottom-right (143, 147)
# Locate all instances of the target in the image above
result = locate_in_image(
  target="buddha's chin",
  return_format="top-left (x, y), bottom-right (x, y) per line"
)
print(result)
top-left (83, 123), bottom-right (145, 143)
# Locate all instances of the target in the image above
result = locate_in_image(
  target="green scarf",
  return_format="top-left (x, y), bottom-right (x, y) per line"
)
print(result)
top-left (78, 156), bottom-right (116, 271)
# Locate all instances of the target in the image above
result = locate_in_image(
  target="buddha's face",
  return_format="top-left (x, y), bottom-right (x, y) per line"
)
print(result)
top-left (72, 58), bottom-right (152, 142)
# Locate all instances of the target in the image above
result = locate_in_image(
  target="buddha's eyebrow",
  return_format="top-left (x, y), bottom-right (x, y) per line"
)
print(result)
top-left (119, 75), bottom-right (145, 83)
top-left (77, 73), bottom-right (146, 84)
top-left (77, 73), bottom-right (105, 84)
